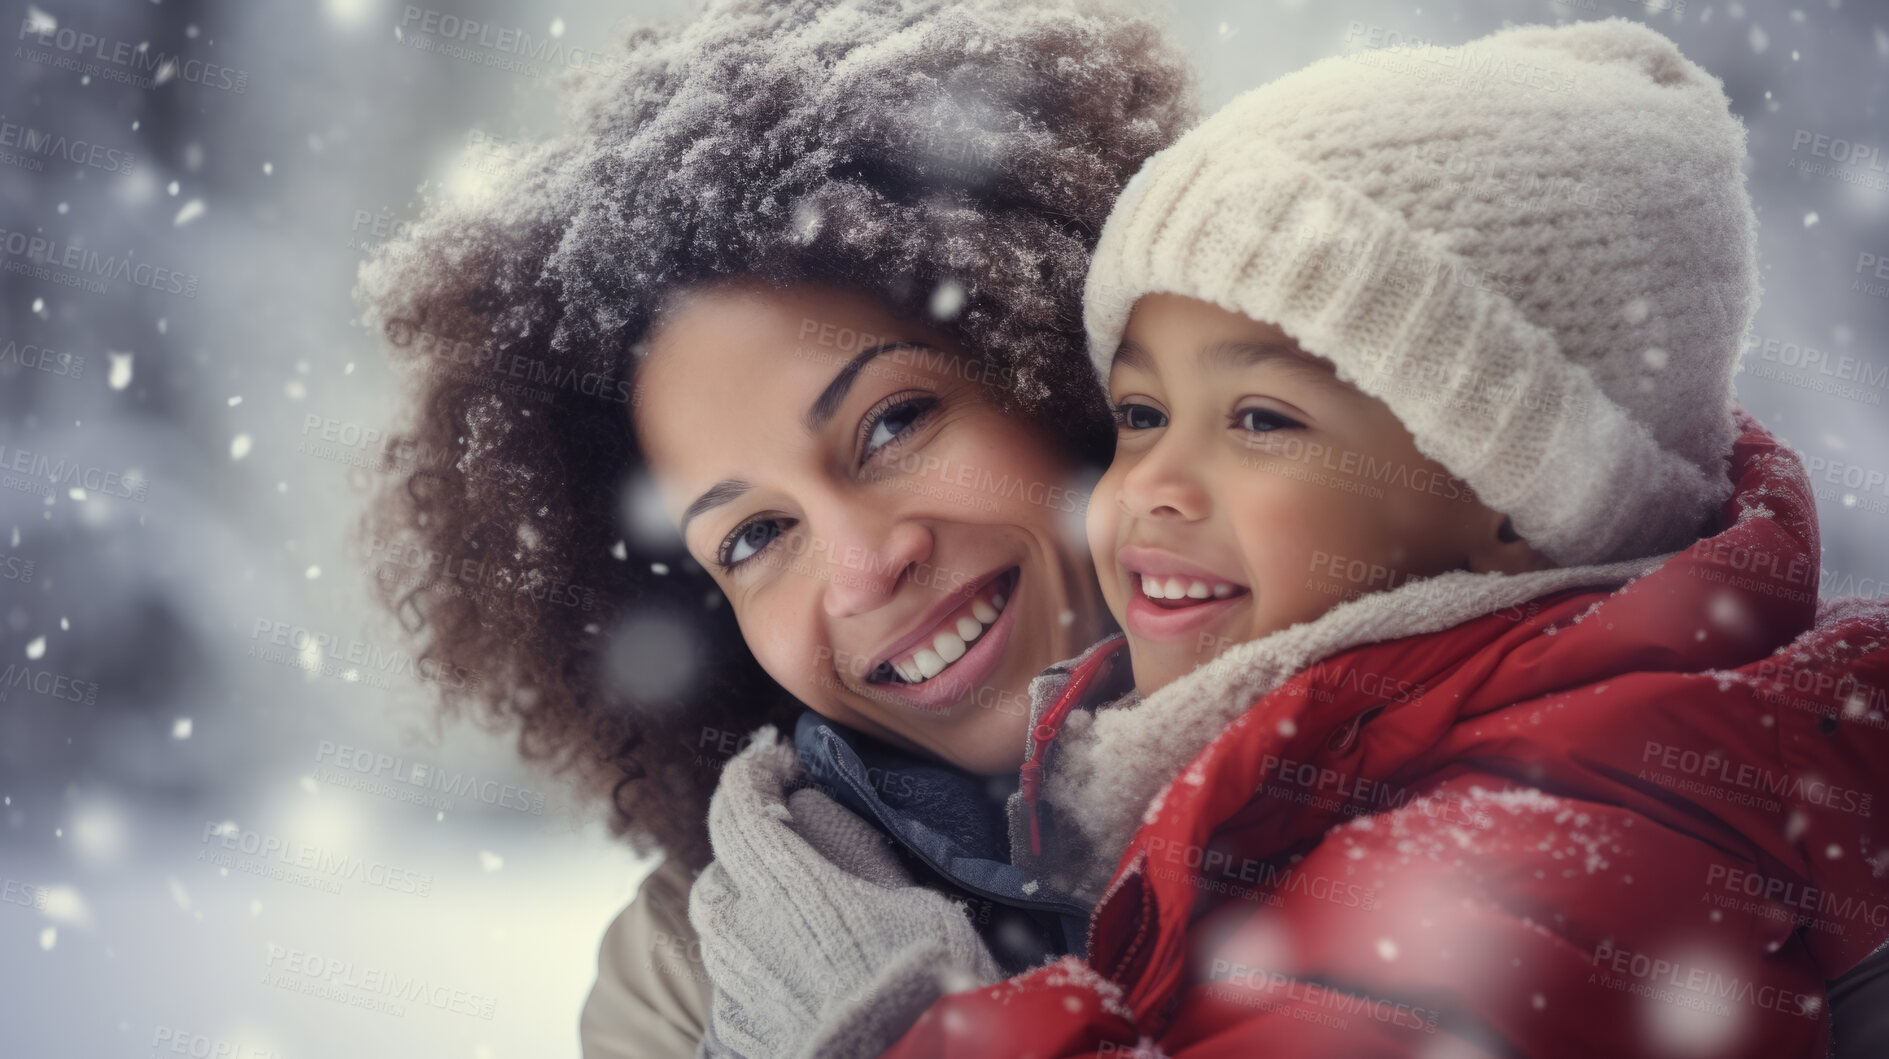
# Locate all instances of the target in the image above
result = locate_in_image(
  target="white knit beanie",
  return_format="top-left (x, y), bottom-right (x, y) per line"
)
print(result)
top-left (1084, 18), bottom-right (1761, 566)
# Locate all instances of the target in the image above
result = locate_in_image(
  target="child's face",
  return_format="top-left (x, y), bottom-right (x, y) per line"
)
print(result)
top-left (1088, 293), bottom-right (1537, 696)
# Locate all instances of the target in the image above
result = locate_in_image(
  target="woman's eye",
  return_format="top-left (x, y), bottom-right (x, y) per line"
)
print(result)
top-left (721, 518), bottom-right (787, 568)
top-left (862, 397), bottom-right (936, 461)
top-left (1113, 402), bottom-right (1166, 430)
top-left (1235, 407), bottom-right (1301, 433)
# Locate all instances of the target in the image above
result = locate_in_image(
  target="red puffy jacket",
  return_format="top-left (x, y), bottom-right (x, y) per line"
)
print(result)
top-left (886, 419), bottom-right (1889, 1059)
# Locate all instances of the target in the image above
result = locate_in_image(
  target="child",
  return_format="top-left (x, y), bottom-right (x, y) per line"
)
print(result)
top-left (840, 18), bottom-right (1889, 1059)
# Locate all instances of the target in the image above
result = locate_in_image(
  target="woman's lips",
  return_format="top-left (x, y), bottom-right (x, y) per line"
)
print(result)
top-left (862, 567), bottom-right (1021, 712)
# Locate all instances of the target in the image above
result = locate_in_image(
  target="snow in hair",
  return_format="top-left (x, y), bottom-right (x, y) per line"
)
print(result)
top-left (351, 0), bottom-right (1195, 869)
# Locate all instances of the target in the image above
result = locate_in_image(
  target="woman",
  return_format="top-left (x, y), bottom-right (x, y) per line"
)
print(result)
top-left (353, 0), bottom-right (1194, 1055)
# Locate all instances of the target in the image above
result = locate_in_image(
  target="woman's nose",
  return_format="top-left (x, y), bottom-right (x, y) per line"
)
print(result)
top-left (1118, 435), bottom-right (1210, 522)
top-left (820, 517), bottom-right (934, 619)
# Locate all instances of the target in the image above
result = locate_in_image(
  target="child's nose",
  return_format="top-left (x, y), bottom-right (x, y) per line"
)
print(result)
top-left (1118, 438), bottom-right (1211, 521)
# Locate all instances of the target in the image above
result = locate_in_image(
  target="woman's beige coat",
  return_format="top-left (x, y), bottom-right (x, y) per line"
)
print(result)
top-left (580, 858), bottom-right (710, 1058)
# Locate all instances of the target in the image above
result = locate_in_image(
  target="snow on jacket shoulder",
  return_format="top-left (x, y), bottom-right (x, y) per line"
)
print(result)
top-left (886, 416), bottom-right (1889, 1059)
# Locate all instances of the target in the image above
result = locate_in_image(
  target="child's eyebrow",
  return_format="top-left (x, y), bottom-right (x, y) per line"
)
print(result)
top-left (1111, 339), bottom-right (1155, 374)
top-left (1201, 339), bottom-right (1341, 386)
top-left (1110, 337), bottom-right (1342, 389)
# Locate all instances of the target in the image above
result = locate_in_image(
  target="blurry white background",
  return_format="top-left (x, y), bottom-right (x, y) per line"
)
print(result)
top-left (2, 0), bottom-right (1884, 1056)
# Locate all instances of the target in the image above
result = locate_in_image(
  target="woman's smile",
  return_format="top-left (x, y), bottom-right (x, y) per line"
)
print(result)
top-left (634, 280), bottom-right (1109, 774)
top-left (857, 565), bottom-right (1020, 710)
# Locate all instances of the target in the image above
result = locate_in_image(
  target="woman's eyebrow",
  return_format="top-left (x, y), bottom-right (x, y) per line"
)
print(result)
top-left (680, 339), bottom-right (937, 538)
top-left (803, 340), bottom-right (935, 432)
top-left (680, 477), bottom-right (753, 539)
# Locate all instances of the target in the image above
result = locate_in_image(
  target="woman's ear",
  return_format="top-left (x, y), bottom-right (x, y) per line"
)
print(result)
top-left (1467, 512), bottom-right (1557, 575)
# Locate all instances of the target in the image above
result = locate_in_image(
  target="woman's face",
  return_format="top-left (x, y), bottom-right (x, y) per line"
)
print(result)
top-left (634, 280), bottom-right (1108, 774)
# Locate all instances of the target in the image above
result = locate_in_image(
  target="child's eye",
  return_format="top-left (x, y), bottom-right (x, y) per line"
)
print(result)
top-left (719, 516), bottom-right (794, 570)
top-left (1112, 402), bottom-right (1167, 431)
top-left (1233, 407), bottom-right (1302, 433)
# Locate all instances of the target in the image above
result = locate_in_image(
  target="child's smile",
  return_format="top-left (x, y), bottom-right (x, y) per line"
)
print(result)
top-left (1087, 293), bottom-right (1551, 697)
top-left (1118, 545), bottom-right (1249, 642)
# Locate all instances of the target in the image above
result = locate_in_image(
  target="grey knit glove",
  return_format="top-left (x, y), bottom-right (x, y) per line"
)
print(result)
top-left (687, 726), bottom-right (1003, 1059)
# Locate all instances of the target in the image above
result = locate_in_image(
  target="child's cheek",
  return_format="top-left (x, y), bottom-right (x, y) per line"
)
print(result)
top-left (1086, 468), bottom-right (1128, 619)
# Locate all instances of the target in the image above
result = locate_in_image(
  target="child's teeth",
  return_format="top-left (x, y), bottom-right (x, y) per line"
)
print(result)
top-left (934, 630), bottom-right (967, 663)
top-left (971, 598), bottom-right (998, 624)
top-left (956, 615), bottom-right (983, 642)
top-left (913, 648), bottom-right (946, 679)
top-left (1139, 572), bottom-right (1240, 602)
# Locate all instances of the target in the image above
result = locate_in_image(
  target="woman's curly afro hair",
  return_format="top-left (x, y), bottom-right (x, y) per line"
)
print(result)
top-left (354, 0), bottom-right (1195, 870)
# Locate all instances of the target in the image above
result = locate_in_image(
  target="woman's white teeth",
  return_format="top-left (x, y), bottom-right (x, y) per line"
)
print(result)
top-left (934, 630), bottom-right (967, 663)
top-left (1142, 574), bottom-right (1239, 601)
top-left (883, 578), bottom-right (1013, 685)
